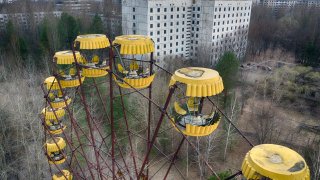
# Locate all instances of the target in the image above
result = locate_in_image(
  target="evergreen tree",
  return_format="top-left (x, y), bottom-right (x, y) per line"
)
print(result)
top-left (39, 19), bottom-right (50, 53)
top-left (89, 14), bottom-right (104, 34)
top-left (215, 52), bottom-right (240, 107)
top-left (58, 13), bottom-right (80, 49)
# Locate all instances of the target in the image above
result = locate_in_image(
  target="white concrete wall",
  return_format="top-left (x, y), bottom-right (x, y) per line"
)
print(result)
top-left (122, 0), bottom-right (253, 64)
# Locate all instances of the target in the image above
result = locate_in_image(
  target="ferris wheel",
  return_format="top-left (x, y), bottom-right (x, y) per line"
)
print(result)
top-left (39, 34), bottom-right (311, 180)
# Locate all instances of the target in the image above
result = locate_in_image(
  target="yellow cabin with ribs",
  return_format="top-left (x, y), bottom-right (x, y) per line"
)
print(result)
top-left (52, 170), bottom-right (73, 180)
top-left (45, 137), bottom-right (67, 165)
top-left (242, 144), bottom-right (310, 180)
top-left (113, 35), bottom-right (155, 89)
top-left (44, 77), bottom-right (72, 109)
top-left (54, 51), bottom-right (85, 88)
top-left (74, 34), bottom-right (110, 77)
top-left (169, 67), bottom-right (224, 137)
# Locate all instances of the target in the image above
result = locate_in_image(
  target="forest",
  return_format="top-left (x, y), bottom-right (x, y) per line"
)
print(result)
top-left (0, 4), bottom-right (319, 180)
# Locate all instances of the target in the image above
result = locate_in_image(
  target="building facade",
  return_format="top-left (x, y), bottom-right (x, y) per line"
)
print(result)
top-left (262, 0), bottom-right (320, 9)
top-left (122, 0), bottom-right (252, 64)
top-left (0, 11), bottom-right (62, 30)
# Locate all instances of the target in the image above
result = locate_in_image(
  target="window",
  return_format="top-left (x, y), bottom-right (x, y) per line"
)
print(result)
top-left (133, 23), bottom-right (136, 27)
top-left (150, 16), bottom-right (153, 20)
top-left (133, 15), bottom-right (135, 20)
top-left (157, 38), bottom-right (160, 42)
top-left (171, 15), bottom-right (173, 19)
top-left (171, 7), bottom-right (173, 11)
top-left (164, 8), bottom-right (167, 12)
top-left (150, 32), bottom-right (153, 36)
top-left (150, 24), bottom-right (153, 28)
top-left (170, 43), bottom-right (172, 47)
top-left (183, 7), bottom-right (185, 11)
top-left (133, 30), bottom-right (136, 34)
top-left (197, 14), bottom-right (200, 18)
top-left (164, 30), bottom-right (166, 34)
top-left (164, 37), bottom-right (166, 41)
top-left (157, 46), bottom-right (160, 49)
top-left (177, 14), bottom-right (179, 18)
top-left (157, 8), bottom-right (160, 12)
top-left (170, 29), bottom-right (173, 33)
top-left (164, 44), bottom-right (166, 48)
top-left (150, 8), bottom-right (153, 13)
top-left (164, 15), bottom-right (167, 19)
top-left (157, 31), bottom-right (160, 35)
top-left (198, 7), bottom-right (200, 11)
top-left (157, 23), bottom-right (160, 27)
top-left (177, 7), bottom-right (179, 11)
top-left (133, 7), bottom-right (135, 12)
top-left (157, 16), bottom-right (160, 20)
top-left (170, 22), bottom-right (173, 26)
top-left (176, 22), bottom-right (179, 25)
top-left (164, 23), bottom-right (167, 27)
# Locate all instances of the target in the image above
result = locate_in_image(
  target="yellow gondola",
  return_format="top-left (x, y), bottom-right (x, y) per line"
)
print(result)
top-left (113, 35), bottom-right (155, 89)
top-left (169, 67), bottom-right (224, 137)
top-left (44, 77), bottom-right (72, 109)
top-left (74, 34), bottom-right (110, 77)
top-left (54, 51), bottom-right (85, 88)
top-left (45, 137), bottom-right (67, 165)
top-left (41, 107), bottom-right (65, 120)
top-left (45, 118), bottom-right (66, 135)
top-left (52, 170), bottom-right (73, 180)
top-left (242, 144), bottom-right (310, 180)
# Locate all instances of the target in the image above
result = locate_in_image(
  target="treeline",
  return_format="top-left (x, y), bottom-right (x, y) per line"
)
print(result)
top-left (248, 5), bottom-right (320, 67)
top-left (0, 13), bottom-right (108, 69)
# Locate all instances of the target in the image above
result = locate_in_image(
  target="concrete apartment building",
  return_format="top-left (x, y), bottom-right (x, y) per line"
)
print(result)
top-left (122, 0), bottom-right (252, 64)
top-left (0, 11), bottom-right (62, 30)
top-left (262, 0), bottom-right (320, 8)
